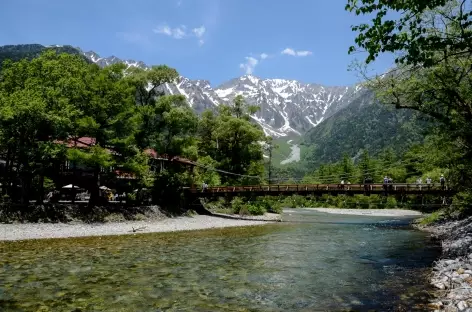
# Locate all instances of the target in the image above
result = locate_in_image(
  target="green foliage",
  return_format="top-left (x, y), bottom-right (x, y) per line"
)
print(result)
top-left (347, 0), bottom-right (472, 217)
top-left (420, 210), bottom-right (446, 225)
top-left (0, 48), bottom-right (267, 210)
top-left (246, 204), bottom-right (266, 216)
top-left (231, 197), bottom-right (245, 214)
top-left (197, 96), bottom-right (266, 186)
top-left (346, 0), bottom-right (472, 67)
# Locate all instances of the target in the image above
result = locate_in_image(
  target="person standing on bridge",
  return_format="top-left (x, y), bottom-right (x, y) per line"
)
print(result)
top-left (383, 176), bottom-right (389, 195)
top-left (202, 182), bottom-right (208, 192)
top-left (440, 175), bottom-right (446, 190)
top-left (426, 177), bottom-right (432, 189)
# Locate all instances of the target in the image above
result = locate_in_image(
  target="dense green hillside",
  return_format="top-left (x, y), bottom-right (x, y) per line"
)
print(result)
top-left (300, 89), bottom-right (430, 168)
top-left (0, 44), bottom-right (86, 67)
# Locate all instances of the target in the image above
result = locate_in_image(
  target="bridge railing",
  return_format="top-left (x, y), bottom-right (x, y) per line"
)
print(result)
top-left (188, 183), bottom-right (448, 194)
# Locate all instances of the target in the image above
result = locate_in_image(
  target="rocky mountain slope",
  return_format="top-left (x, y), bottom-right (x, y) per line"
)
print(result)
top-left (300, 89), bottom-right (430, 167)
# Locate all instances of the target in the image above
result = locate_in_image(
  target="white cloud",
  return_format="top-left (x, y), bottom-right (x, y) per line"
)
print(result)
top-left (260, 53), bottom-right (268, 59)
top-left (153, 23), bottom-right (206, 46)
top-left (153, 24), bottom-right (187, 39)
top-left (239, 56), bottom-right (259, 75)
top-left (281, 48), bottom-right (312, 57)
top-left (192, 26), bottom-right (206, 38)
top-left (296, 50), bottom-right (312, 56)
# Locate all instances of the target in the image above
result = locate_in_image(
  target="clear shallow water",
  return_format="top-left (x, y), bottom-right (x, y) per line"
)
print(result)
top-left (1, 209), bottom-right (439, 311)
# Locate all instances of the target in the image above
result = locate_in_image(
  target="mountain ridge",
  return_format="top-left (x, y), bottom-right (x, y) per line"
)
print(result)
top-left (1, 43), bottom-right (362, 138)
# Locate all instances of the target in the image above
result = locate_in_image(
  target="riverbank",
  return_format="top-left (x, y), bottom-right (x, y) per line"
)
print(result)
top-left (415, 217), bottom-right (472, 311)
top-left (302, 207), bottom-right (423, 216)
top-left (0, 215), bottom-right (274, 241)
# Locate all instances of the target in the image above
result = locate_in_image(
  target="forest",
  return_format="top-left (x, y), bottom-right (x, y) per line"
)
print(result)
top-left (0, 50), bottom-right (266, 211)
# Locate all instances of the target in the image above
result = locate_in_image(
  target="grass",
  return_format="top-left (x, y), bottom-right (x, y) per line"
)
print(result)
top-left (419, 210), bottom-right (445, 225)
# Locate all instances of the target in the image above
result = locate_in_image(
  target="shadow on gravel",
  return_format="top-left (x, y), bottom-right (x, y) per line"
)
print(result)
top-left (0, 203), bottom-right (170, 224)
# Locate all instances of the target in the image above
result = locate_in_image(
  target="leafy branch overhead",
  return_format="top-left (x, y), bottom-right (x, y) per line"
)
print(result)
top-left (346, 0), bottom-right (472, 67)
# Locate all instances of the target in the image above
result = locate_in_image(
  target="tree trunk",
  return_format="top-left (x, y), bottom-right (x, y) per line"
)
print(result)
top-left (2, 147), bottom-right (11, 196)
top-left (36, 171), bottom-right (45, 204)
top-left (88, 167), bottom-right (101, 208)
top-left (20, 172), bottom-right (31, 206)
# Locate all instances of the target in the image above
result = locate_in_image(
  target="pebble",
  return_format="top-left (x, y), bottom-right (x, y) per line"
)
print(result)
top-left (458, 301), bottom-right (468, 311)
top-left (434, 283), bottom-right (446, 290)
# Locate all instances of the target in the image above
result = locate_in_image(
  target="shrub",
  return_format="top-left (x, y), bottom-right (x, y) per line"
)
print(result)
top-left (246, 204), bottom-right (266, 216)
top-left (420, 210), bottom-right (445, 225)
top-left (452, 191), bottom-right (472, 218)
top-left (239, 205), bottom-right (250, 216)
top-left (385, 197), bottom-right (397, 209)
top-left (231, 197), bottom-right (244, 214)
top-left (256, 197), bottom-right (283, 214)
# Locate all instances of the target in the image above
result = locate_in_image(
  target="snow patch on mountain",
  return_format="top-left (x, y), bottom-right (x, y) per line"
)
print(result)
top-left (82, 52), bottom-right (363, 138)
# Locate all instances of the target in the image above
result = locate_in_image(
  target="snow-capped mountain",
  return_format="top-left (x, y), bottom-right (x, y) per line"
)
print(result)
top-left (214, 75), bottom-right (363, 137)
top-left (82, 51), bottom-right (147, 69)
top-left (81, 50), bottom-right (364, 138)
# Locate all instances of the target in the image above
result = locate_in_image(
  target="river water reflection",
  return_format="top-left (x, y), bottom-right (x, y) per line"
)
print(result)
top-left (1, 209), bottom-right (439, 311)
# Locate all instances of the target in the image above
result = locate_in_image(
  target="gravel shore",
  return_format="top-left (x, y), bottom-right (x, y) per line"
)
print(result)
top-left (304, 207), bottom-right (423, 217)
top-left (417, 217), bottom-right (472, 312)
top-left (0, 215), bottom-right (272, 241)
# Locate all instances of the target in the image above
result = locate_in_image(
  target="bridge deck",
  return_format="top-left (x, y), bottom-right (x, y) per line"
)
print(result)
top-left (186, 183), bottom-right (452, 197)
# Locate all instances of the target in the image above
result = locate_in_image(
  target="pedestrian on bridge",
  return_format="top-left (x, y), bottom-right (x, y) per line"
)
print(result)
top-left (383, 176), bottom-right (389, 195)
top-left (416, 178), bottom-right (423, 190)
top-left (440, 175), bottom-right (446, 190)
top-left (426, 177), bottom-right (432, 189)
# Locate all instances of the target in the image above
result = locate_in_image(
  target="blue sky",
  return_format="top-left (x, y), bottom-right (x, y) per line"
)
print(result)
top-left (1, 0), bottom-right (394, 87)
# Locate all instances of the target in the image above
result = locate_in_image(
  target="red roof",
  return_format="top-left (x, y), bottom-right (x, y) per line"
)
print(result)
top-left (54, 137), bottom-right (96, 148)
top-left (57, 137), bottom-right (197, 167)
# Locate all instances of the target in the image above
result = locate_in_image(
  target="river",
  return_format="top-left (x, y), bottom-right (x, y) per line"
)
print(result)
top-left (0, 209), bottom-right (439, 311)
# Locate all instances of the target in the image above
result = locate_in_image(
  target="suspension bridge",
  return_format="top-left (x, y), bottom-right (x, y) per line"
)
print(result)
top-left (185, 183), bottom-right (453, 198)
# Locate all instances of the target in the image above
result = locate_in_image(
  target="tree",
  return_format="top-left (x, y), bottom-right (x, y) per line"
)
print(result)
top-left (0, 50), bottom-right (85, 204)
top-left (151, 95), bottom-right (198, 158)
top-left (347, 0), bottom-right (472, 189)
top-left (197, 110), bottom-right (218, 159)
top-left (340, 153), bottom-right (356, 182)
top-left (212, 96), bottom-right (265, 184)
top-left (128, 66), bottom-right (179, 149)
top-left (263, 136), bottom-right (278, 184)
top-left (346, 0), bottom-right (472, 67)
top-left (68, 63), bottom-right (147, 206)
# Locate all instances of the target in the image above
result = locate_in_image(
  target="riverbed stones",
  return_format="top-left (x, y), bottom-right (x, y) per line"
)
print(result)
top-left (434, 282), bottom-right (446, 290)
top-left (417, 216), bottom-right (472, 311)
top-left (458, 301), bottom-right (468, 311)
